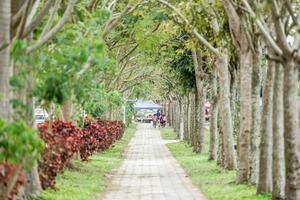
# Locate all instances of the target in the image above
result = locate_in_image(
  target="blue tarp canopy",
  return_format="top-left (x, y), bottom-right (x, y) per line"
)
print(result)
top-left (133, 100), bottom-right (162, 110)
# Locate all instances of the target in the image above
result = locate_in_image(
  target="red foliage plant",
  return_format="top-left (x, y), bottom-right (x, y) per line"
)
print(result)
top-left (79, 117), bottom-right (124, 161)
top-left (38, 120), bottom-right (82, 189)
top-left (37, 118), bottom-right (125, 189)
top-left (0, 164), bottom-right (25, 200)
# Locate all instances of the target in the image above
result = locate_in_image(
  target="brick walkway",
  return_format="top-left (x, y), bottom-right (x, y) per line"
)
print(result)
top-left (99, 123), bottom-right (207, 200)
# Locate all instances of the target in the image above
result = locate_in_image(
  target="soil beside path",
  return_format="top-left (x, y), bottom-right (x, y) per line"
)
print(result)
top-left (98, 123), bottom-right (207, 200)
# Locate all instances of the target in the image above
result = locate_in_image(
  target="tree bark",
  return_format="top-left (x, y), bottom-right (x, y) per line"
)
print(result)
top-left (272, 63), bottom-right (285, 200)
top-left (215, 54), bottom-right (236, 170)
top-left (179, 99), bottom-right (184, 141)
top-left (237, 50), bottom-right (253, 183)
top-left (0, 0), bottom-right (11, 195)
top-left (249, 49), bottom-right (262, 184)
top-left (176, 100), bottom-right (180, 136)
top-left (23, 72), bottom-right (42, 198)
top-left (217, 109), bottom-right (225, 167)
top-left (198, 86), bottom-right (206, 153)
top-left (209, 72), bottom-right (218, 161)
top-left (257, 59), bottom-right (275, 194)
top-left (188, 93), bottom-right (192, 144)
top-left (0, 0), bottom-right (12, 121)
top-left (192, 49), bottom-right (206, 153)
top-left (190, 92), bottom-right (197, 147)
top-left (61, 99), bottom-right (73, 121)
top-left (183, 96), bottom-right (189, 141)
top-left (283, 59), bottom-right (300, 200)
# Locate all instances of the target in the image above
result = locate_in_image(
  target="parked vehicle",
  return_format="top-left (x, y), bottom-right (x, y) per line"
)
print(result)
top-left (135, 114), bottom-right (152, 123)
top-left (34, 108), bottom-right (48, 126)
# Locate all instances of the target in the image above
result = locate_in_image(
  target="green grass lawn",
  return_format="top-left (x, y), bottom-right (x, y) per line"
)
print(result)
top-left (161, 127), bottom-right (271, 200)
top-left (38, 124), bottom-right (136, 200)
top-left (160, 127), bottom-right (179, 140)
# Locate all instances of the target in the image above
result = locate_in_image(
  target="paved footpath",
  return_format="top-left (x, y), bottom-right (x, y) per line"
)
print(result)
top-left (99, 123), bottom-right (207, 200)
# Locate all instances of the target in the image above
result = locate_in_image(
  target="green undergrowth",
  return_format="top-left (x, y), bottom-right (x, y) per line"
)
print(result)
top-left (38, 124), bottom-right (136, 200)
top-left (161, 127), bottom-right (271, 200)
top-left (160, 126), bottom-right (179, 140)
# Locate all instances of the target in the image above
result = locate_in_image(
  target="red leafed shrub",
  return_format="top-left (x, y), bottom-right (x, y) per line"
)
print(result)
top-left (79, 118), bottom-right (124, 161)
top-left (0, 164), bottom-right (25, 200)
top-left (37, 118), bottom-right (125, 188)
top-left (38, 120), bottom-right (82, 189)
top-left (79, 118), bottom-right (102, 161)
top-left (98, 118), bottom-right (125, 140)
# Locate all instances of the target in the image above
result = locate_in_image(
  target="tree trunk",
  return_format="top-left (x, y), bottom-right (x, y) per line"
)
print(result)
top-left (183, 96), bottom-right (189, 141)
top-left (209, 72), bottom-right (218, 161)
top-left (176, 100), bottom-right (180, 136)
top-left (249, 50), bottom-right (262, 184)
top-left (194, 85), bottom-right (206, 153)
top-left (283, 59), bottom-right (300, 200)
top-left (0, 0), bottom-right (11, 193)
top-left (257, 59), bottom-right (275, 194)
top-left (23, 73), bottom-right (42, 198)
top-left (179, 99), bottom-right (184, 141)
top-left (192, 49), bottom-right (206, 153)
top-left (172, 101), bottom-right (176, 130)
top-left (215, 54), bottom-right (236, 170)
top-left (230, 68), bottom-right (239, 140)
top-left (169, 101), bottom-right (173, 128)
top-left (191, 92), bottom-right (197, 147)
top-left (188, 93), bottom-right (192, 144)
top-left (61, 99), bottom-right (73, 121)
top-left (0, 0), bottom-right (12, 121)
top-left (198, 86), bottom-right (206, 153)
top-left (272, 63), bottom-right (285, 200)
top-left (217, 109), bottom-right (225, 167)
top-left (193, 91), bottom-right (199, 151)
top-left (236, 50), bottom-right (253, 183)
top-left (168, 100), bottom-right (172, 127)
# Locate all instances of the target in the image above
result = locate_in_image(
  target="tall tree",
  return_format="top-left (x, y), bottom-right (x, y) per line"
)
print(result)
top-left (0, 0), bottom-right (11, 121)
top-left (257, 57), bottom-right (275, 193)
top-left (272, 63), bottom-right (285, 200)
top-left (222, 0), bottom-right (253, 183)
top-left (242, 1), bottom-right (300, 198)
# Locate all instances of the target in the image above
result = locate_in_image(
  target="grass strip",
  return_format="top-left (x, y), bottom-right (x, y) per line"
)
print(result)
top-left (161, 127), bottom-right (271, 200)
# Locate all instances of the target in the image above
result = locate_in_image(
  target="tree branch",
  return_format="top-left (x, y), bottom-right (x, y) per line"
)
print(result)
top-left (241, 0), bottom-right (283, 56)
top-left (157, 0), bottom-right (220, 55)
top-left (26, 0), bottom-right (78, 53)
top-left (76, 56), bottom-right (92, 78)
top-left (40, 0), bottom-right (62, 37)
top-left (102, 0), bottom-right (143, 39)
top-left (22, 0), bottom-right (53, 38)
top-left (271, 0), bottom-right (292, 54)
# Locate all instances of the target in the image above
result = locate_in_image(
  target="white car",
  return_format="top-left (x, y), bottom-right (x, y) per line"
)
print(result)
top-left (34, 108), bottom-right (48, 126)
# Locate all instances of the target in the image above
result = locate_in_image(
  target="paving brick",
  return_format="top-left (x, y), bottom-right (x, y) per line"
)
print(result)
top-left (99, 124), bottom-right (207, 200)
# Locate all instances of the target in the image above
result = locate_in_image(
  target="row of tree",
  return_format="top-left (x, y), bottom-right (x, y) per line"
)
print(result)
top-left (0, 0), bottom-right (154, 199)
top-left (146, 1), bottom-right (300, 200)
top-left (1, 0), bottom-right (300, 199)
top-left (93, 1), bottom-right (300, 199)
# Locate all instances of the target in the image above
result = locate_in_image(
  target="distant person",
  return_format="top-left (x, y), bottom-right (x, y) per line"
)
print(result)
top-left (156, 110), bottom-right (161, 118)
top-left (160, 113), bottom-right (166, 128)
top-left (152, 114), bottom-right (158, 128)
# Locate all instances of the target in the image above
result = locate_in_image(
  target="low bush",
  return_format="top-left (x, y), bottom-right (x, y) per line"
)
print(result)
top-left (38, 118), bottom-right (125, 189)
top-left (38, 120), bottom-right (82, 189)
top-left (79, 117), bottom-right (104, 161)
top-left (80, 118), bottom-right (124, 161)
